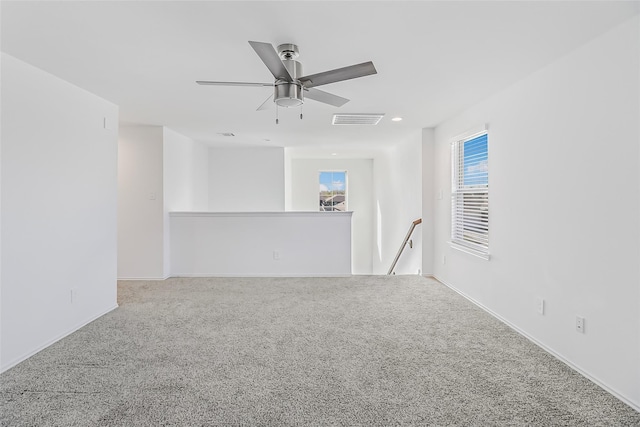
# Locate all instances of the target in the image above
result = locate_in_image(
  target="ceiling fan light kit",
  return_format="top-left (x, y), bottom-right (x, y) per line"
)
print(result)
top-left (274, 80), bottom-right (303, 108)
top-left (197, 40), bottom-right (377, 123)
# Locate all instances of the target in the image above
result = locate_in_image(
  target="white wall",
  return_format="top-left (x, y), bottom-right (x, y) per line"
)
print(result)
top-left (291, 158), bottom-right (373, 274)
top-left (170, 212), bottom-right (352, 276)
top-left (1, 54), bottom-right (118, 371)
top-left (118, 126), bottom-right (208, 279)
top-left (117, 125), bottom-right (165, 279)
top-left (373, 135), bottom-right (423, 275)
top-left (163, 127), bottom-right (209, 274)
top-left (208, 147), bottom-right (284, 212)
top-left (422, 129), bottom-right (435, 275)
top-left (284, 148), bottom-right (293, 211)
top-left (163, 127), bottom-right (209, 212)
top-left (431, 16), bottom-right (640, 409)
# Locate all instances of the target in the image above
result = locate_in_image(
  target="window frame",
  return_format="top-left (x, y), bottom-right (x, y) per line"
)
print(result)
top-left (318, 170), bottom-right (348, 212)
top-left (450, 129), bottom-right (490, 260)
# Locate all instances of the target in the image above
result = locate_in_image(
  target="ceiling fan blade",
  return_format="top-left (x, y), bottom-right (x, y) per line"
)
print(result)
top-left (256, 94), bottom-right (273, 111)
top-left (299, 61), bottom-right (377, 88)
top-left (248, 41), bottom-right (293, 81)
top-left (304, 88), bottom-right (349, 107)
top-left (196, 81), bottom-right (273, 87)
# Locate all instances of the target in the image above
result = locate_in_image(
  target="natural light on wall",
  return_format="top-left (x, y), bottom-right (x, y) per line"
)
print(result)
top-left (376, 200), bottom-right (382, 262)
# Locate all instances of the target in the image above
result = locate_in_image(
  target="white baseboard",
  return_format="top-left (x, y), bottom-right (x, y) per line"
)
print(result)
top-left (170, 273), bottom-right (352, 278)
top-left (0, 303), bottom-right (119, 374)
top-left (117, 276), bottom-right (169, 281)
top-left (433, 275), bottom-right (640, 413)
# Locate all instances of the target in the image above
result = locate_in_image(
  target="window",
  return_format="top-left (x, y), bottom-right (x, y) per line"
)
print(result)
top-left (451, 131), bottom-right (489, 258)
top-left (319, 171), bottom-right (347, 211)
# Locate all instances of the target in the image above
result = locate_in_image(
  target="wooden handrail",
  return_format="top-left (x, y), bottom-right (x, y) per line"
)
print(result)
top-left (387, 218), bottom-right (422, 275)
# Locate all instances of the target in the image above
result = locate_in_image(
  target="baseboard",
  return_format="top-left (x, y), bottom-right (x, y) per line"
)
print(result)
top-left (1, 303), bottom-right (119, 374)
top-left (433, 275), bottom-right (640, 413)
top-left (117, 276), bottom-right (169, 281)
top-left (170, 273), bottom-right (352, 278)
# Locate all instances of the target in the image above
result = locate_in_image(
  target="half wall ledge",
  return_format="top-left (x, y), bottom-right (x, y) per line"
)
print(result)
top-left (169, 211), bottom-right (353, 277)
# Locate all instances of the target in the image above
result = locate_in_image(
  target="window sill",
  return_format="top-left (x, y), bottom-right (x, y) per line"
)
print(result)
top-left (448, 241), bottom-right (491, 261)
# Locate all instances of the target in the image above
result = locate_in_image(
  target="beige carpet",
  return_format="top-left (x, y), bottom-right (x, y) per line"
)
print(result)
top-left (1, 275), bottom-right (638, 425)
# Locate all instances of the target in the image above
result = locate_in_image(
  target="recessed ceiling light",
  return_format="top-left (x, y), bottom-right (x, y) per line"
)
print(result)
top-left (331, 153), bottom-right (337, 156)
top-left (391, 117), bottom-right (403, 122)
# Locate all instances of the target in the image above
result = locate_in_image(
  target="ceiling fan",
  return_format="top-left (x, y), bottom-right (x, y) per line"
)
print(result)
top-left (196, 41), bottom-right (377, 118)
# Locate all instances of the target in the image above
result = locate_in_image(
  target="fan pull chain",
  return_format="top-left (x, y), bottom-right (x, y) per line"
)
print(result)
top-left (276, 105), bottom-right (279, 124)
top-left (300, 105), bottom-right (303, 120)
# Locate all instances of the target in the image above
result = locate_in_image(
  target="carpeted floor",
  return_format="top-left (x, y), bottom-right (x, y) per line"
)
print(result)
top-left (1, 275), bottom-right (638, 426)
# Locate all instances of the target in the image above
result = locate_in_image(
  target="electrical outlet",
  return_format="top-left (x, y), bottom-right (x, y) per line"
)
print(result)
top-left (273, 250), bottom-right (280, 260)
top-left (576, 316), bottom-right (585, 333)
top-left (536, 297), bottom-right (545, 315)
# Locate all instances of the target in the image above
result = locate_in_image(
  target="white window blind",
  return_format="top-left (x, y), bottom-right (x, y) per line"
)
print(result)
top-left (451, 132), bottom-right (489, 257)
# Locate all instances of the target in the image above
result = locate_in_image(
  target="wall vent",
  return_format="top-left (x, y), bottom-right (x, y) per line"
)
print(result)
top-left (332, 113), bottom-right (385, 125)
top-left (218, 132), bottom-right (235, 137)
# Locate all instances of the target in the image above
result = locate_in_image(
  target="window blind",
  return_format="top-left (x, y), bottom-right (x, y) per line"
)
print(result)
top-left (451, 132), bottom-right (489, 255)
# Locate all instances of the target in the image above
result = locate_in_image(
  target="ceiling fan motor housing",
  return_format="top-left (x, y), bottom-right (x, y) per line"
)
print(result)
top-left (275, 43), bottom-right (304, 107)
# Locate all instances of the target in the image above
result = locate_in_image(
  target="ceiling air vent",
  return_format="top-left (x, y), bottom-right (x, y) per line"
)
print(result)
top-left (217, 132), bottom-right (235, 137)
top-left (332, 113), bottom-right (385, 125)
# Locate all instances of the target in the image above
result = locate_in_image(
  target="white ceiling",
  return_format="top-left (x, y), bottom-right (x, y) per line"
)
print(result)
top-left (2, 1), bottom-right (637, 157)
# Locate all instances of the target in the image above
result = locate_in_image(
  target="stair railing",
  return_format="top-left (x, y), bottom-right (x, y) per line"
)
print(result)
top-left (387, 218), bottom-right (422, 275)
